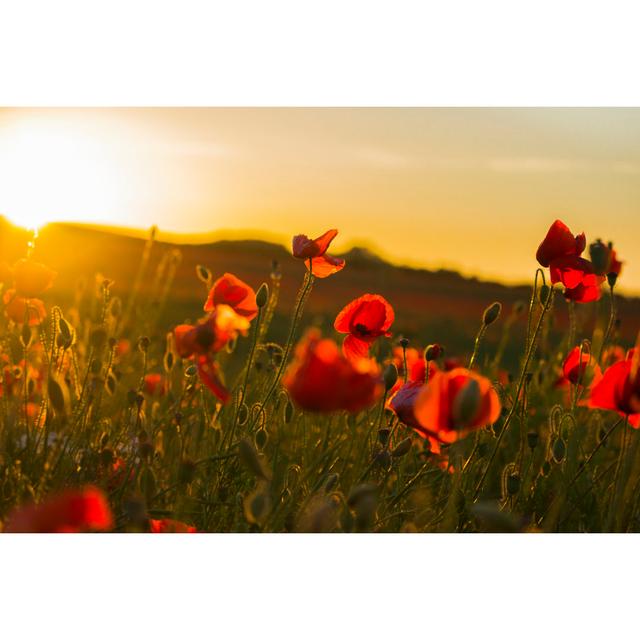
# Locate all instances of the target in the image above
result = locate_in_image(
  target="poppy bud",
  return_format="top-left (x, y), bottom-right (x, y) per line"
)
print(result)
top-left (425, 343), bottom-right (443, 361)
top-left (58, 316), bottom-right (72, 344)
top-left (506, 474), bottom-right (520, 496)
top-left (589, 239), bottom-right (611, 276)
top-left (137, 336), bottom-right (150, 353)
top-left (383, 363), bottom-right (398, 392)
top-left (541, 460), bottom-right (552, 477)
top-left (105, 372), bottom-right (117, 395)
top-left (391, 437), bottom-right (412, 458)
top-left (607, 272), bottom-right (618, 288)
top-left (399, 337), bottom-right (410, 349)
top-left (324, 473), bottom-right (339, 493)
top-left (283, 400), bottom-right (294, 424)
top-left (196, 264), bottom-right (211, 284)
top-left (256, 283), bottom-right (269, 308)
top-left (539, 284), bottom-right (550, 305)
top-left (482, 302), bottom-right (502, 326)
top-left (21, 323), bottom-right (32, 348)
top-left (451, 378), bottom-right (481, 428)
top-left (378, 428), bottom-right (391, 446)
top-left (184, 364), bottom-right (198, 377)
top-left (552, 438), bottom-right (566, 463)
top-left (237, 403), bottom-right (249, 425)
top-left (109, 297), bottom-right (122, 318)
top-left (527, 431), bottom-right (539, 450)
top-left (255, 427), bottom-right (268, 450)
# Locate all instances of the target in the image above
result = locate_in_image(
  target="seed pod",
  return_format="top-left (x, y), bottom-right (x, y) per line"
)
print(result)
top-left (482, 302), bottom-right (502, 326)
top-left (398, 337), bottom-right (410, 349)
top-left (256, 283), bottom-right (269, 308)
top-left (527, 431), bottom-right (539, 450)
top-left (391, 437), bottom-right (412, 458)
top-left (383, 363), bottom-right (398, 392)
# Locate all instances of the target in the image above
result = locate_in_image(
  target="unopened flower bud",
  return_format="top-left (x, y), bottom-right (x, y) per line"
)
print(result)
top-left (138, 336), bottom-right (150, 353)
top-left (256, 283), bottom-right (269, 308)
top-left (399, 337), bottom-right (410, 349)
top-left (539, 284), bottom-right (550, 305)
top-left (527, 430), bottom-right (539, 450)
top-left (607, 272), bottom-right (618, 288)
top-left (383, 363), bottom-right (398, 392)
top-left (425, 343), bottom-right (443, 361)
top-left (589, 239), bottom-right (611, 276)
top-left (506, 474), bottom-right (520, 496)
top-left (482, 302), bottom-right (502, 326)
top-left (552, 438), bottom-right (566, 463)
top-left (391, 437), bottom-right (412, 458)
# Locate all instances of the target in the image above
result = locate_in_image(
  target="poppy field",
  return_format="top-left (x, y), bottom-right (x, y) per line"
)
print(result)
top-left (0, 219), bottom-right (637, 533)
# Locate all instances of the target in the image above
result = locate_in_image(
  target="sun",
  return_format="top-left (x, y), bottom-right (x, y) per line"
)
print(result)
top-left (0, 115), bottom-right (125, 231)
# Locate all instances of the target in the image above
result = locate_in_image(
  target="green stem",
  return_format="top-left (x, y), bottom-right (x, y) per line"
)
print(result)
top-left (473, 284), bottom-right (556, 500)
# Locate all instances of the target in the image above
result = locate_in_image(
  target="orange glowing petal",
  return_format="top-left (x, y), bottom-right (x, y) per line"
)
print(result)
top-left (292, 229), bottom-right (339, 259)
top-left (3, 290), bottom-right (46, 326)
top-left (204, 273), bottom-right (258, 321)
top-left (305, 254), bottom-right (345, 278)
top-left (342, 334), bottom-right (372, 361)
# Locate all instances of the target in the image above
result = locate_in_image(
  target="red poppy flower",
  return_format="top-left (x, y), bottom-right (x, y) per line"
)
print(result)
top-left (413, 368), bottom-right (502, 443)
top-left (334, 294), bottom-right (395, 361)
top-left (204, 273), bottom-right (258, 321)
top-left (143, 373), bottom-right (166, 396)
top-left (195, 355), bottom-right (230, 404)
top-left (149, 518), bottom-right (197, 533)
top-left (536, 219), bottom-right (586, 268)
top-left (292, 229), bottom-right (345, 278)
top-left (5, 486), bottom-right (113, 533)
top-left (3, 289), bottom-right (46, 326)
top-left (562, 346), bottom-right (602, 386)
top-left (282, 329), bottom-right (382, 413)
top-left (589, 351), bottom-right (640, 427)
top-left (12, 258), bottom-right (56, 298)
top-left (549, 256), bottom-right (605, 302)
top-left (389, 381), bottom-right (426, 433)
top-left (389, 346), bottom-right (438, 395)
top-left (174, 305), bottom-right (250, 359)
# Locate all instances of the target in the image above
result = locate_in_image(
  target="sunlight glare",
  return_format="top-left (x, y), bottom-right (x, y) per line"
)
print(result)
top-left (0, 117), bottom-right (125, 231)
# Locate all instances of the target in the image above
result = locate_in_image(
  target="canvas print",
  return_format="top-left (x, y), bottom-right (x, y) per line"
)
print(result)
top-left (0, 107), bottom-right (638, 533)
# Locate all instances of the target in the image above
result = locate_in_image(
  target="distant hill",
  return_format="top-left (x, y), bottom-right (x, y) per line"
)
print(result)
top-left (2, 217), bottom-right (639, 359)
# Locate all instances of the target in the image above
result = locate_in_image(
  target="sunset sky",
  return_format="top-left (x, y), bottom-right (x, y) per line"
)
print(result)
top-left (1, 108), bottom-right (639, 292)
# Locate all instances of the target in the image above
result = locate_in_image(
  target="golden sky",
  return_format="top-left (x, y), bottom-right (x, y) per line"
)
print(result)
top-left (1, 108), bottom-right (639, 292)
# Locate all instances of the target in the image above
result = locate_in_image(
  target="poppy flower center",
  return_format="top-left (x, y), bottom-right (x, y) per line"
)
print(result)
top-left (354, 323), bottom-right (371, 336)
